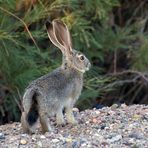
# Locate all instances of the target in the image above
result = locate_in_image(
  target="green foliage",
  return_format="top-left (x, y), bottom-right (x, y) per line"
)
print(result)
top-left (132, 35), bottom-right (148, 71)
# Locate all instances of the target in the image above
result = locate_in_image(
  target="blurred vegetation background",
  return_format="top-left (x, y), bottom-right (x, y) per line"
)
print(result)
top-left (0, 0), bottom-right (148, 124)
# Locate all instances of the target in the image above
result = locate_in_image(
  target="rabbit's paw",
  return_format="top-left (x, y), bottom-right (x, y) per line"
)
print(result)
top-left (41, 123), bottom-right (52, 133)
top-left (56, 117), bottom-right (65, 125)
top-left (66, 110), bottom-right (78, 125)
top-left (67, 118), bottom-right (78, 125)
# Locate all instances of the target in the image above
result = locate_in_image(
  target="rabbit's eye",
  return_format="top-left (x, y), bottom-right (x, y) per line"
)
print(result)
top-left (80, 55), bottom-right (84, 61)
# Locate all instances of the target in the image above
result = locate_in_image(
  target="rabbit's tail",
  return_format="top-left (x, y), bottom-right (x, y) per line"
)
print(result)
top-left (22, 89), bottom-right (39, 126)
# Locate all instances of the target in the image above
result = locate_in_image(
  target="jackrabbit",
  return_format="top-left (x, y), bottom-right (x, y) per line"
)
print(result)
top-left (21, 19), bottom-right (91, 133)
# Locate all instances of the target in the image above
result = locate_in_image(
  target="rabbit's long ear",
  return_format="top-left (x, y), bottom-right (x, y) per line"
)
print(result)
top-left (52, 19), bottom-right (73, 55)
top-left (45, 20), bottom-right (66, 54)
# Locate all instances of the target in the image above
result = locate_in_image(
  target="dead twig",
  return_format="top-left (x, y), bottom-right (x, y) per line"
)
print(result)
top-left (108, 70), bottom-right (148, 83)
top-left (102, 75), bottom-right (140, 89)
top-left (130, 83), bottom-right (143, 104)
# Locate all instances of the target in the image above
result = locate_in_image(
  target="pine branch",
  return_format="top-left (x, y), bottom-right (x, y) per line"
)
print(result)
top-left (0, 6), bottom-right (40, 52)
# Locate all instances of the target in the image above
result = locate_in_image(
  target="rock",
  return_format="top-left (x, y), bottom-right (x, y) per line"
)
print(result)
top-left (133, 114), bottom-right (141, 120)
top-left (20, 139), bottom-right (27, 145)
top-left (0, 133), bottom-right (5, 139)
top-left (92, 118), bottom-right (97, 123)
top-left (66, 138), bottom-right (73, 143)
top-left (52, 138), bottom-right (60, 143)
top-left (95, 110), bottom-right (101, 114)
top-left (81, 143), bottom-right (87, 147)
top-left (104, 126), bottom-right (109, 130)
top-left (100, 124), bottom-right (106, 130)
top-left (129, 132), bottom-right (144, 139)
top-left (85, 121), bottom-right (90, 124)
top-left (131, 144), bottom-right (139, 148)
top-left (111, 104), bottom-right (119, 109)
top-left (108, 135), bottom-right (122, 143)
top-left (32, 137), bottom-right (36, 141)
top-left (72, 141), bottom-right (80, 148)
top-left (128, 138), bottom-right (134, 143)
top-left (21, 134), bottom-right (27, 137)
top-left (73, 108), bottom-right (79, 112)
top-left (121, 103), bottom-right (127, 108)
top-left (101, 142), bottom-right (109, 146)
top-left (40, 135), bottom-right (46, 139)
top-left (37, 141), bottom-right (42, 147)
top-left (108, 110), bottom-right (116, 115)
top-left (31, 135), bottom-right (36, 141)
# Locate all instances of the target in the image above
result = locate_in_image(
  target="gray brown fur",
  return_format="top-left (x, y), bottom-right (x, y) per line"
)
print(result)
top-left (21, 19), bottom-right (91, 134)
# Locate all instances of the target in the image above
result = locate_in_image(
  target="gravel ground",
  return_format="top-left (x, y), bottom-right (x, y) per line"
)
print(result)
top-left (0, 104), bottom-right (148, 148)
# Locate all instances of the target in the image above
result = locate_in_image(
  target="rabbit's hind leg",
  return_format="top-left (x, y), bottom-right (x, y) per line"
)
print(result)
top-left (37, 96), bottom-right (52, 133)
top-left (39, 111), bottom-right (52, 133)
top-left (21, 112), bottom-right (36, 134)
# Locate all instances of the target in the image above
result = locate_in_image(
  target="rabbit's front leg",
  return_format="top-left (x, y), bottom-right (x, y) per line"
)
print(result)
top-left (65, 107), bottom-right (78, 125)
top-left (56, 107), bottom-right (65, 125)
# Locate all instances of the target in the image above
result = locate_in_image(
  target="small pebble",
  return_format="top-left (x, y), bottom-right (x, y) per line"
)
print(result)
top-left (85, 121), bottom-right (90, 124)
top-left (92, 118), bottom-right (97, 123)
top-left (80, 139), bottom-right (86, 145)
top-left (81, 143), bottom-right (87, 147)
top-left (121, 103), bottom-right (127, 108)
top-left (95, 110), bottom-right (100, 114)
top-left (72, 141), bottom-right (80, 148)
top-left (21, 134), bottom-right (27, 137)
top-left (52, 139), bottom-right (60, 143)
top-left (73, 108), bottom-right (79, 112)
top-left (0, 133), bottom-right (5, 139)
top-left (37, 141), bottom-right (42, 147)
top-left (32, 137), bottom-right (36, 141)
top-left (108, 135), bottom-right (122, 143)
top-left (108, 110), bottom-right (116, 115)
top-left (111, 104), bottom-right (119, 109)
top-left (100, 124), bottom-right (106, 130)
top-left (101, 142), bottom-right (109, 146)
top-left (40, 135), bottom-right (46, 139)
top-left (66, 138), bottom-right (73, 143)
top-left (20, 139), bottom-right (27, 145)
top-left (129, 132), bottom-right (144, 139)
top-left (105, 126), bottom-right (109, 130)
top-left (133, 114), bottom-right (141, 120)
